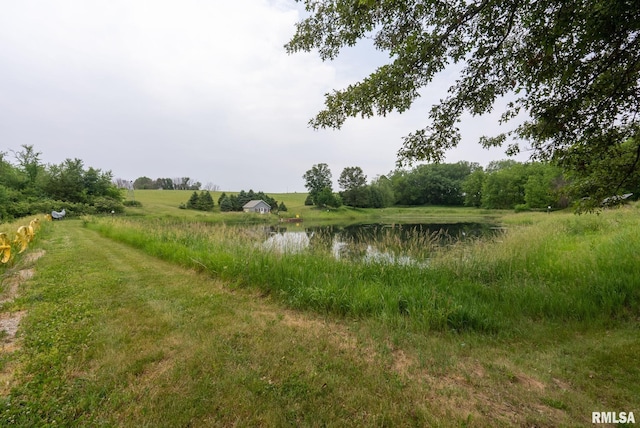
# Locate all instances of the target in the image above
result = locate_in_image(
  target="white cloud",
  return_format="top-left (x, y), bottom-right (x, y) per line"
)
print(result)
top-left (0, 0), bottom-right (527, 192)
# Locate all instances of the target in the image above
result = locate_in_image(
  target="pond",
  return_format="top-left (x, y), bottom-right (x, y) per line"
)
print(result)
top-left (261, 222), bottom-right (500, 265)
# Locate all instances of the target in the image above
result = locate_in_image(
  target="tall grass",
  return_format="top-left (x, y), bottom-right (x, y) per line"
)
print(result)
top-left (85, 204), bottom-right (640, 336)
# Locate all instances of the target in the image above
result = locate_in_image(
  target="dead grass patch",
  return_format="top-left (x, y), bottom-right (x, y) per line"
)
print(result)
top-left (387, 346), bottom-right (573, 426)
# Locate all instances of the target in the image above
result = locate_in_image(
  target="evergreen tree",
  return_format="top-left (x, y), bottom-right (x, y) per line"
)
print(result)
top-left (219, 196), bottom-right (234, 212)
top-left (199, 191), bottom-right (215, 211)
top-left (186, 191), bottom-right (199, 209)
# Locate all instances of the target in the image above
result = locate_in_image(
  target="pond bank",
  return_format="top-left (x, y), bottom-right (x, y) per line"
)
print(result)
top-left (3, 218), bottom-right (638, 426)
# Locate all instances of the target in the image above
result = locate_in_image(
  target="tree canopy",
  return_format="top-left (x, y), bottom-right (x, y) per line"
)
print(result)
top-left (1, 145), bottom-right (123, 220)
top-left (286, 0), bottom-right (640, 207)
top-left (303, 163), bottom-right (334, 205)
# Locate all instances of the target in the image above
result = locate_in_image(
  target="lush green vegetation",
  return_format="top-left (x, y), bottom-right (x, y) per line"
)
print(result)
top-left (0, 146), bottom-right (123, 221)
top-left (2, 199), bottom-right (638, 426)
top-left (85, 205), bottom-right (640, 336)
top-left (302, 160), bottom-right (638, 213)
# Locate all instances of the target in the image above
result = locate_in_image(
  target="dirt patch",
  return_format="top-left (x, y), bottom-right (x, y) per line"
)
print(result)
top-left (23, 249), bottom-right (46, 265)
top-left (0, 249), bottom-right (46, 346)
top-left (0, 311), bottom-right (26, 352)
top-left (515, 372), bottom-right (546, 392)
top-left (0, 269), bottom-right (35, 304)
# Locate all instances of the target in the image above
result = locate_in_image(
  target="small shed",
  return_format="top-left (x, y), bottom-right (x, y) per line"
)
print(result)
top-left (243, 200), bottom-right (271, 214)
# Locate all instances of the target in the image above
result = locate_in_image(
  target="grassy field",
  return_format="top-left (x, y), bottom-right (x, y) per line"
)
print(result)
top-left (0, 197), bottom-right (638, 426)
top-left (128, 189), bottom-right (501, 224)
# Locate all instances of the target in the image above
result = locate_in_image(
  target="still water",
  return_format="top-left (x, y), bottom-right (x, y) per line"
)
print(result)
top-left (261, 222), bottom-right (499, 265)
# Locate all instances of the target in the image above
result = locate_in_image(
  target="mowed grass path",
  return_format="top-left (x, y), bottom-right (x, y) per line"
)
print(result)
top-left (1, 220), bottom-right (637, 426)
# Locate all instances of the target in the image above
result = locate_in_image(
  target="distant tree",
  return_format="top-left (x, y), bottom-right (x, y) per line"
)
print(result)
top-left (84, 167), bottom-right (114, 198)
top-left (390, 162), bottom-right (472, 206)
top-left (134, 177), bottom-right (155, 189)
top-left (316, 187), bottom-right (342, 208)
top-left (236, 190), bottom-right (253, 208)
top-left (345, 186), bottom-right (371, 208)
top-left (389, 167), bottom-right (417, 205)
top-left (44, 158), bottom-right (88, 203)
top-left (303, 163), bottom-right (333, 205)
top-left (462, 169), bottom-right (486, 208)
top-left (13, 144), bottom-right (43, 192)
top-left (172, 177), bottom-right (200, 191)
top-left (185, 191), bottom-right (214, 211)
top-left (228, 194), bottom-right (242, 211)
top-left (173, 177), bottom-right (182, 190)
top-left (0, 185), bottom-right (10, 221)
top-left (186, 191), bottom-right (200, 209)
top-left (219, 196), bottom-right (234, 212)
top-left (481, 163), bottom-right (529, 209)
top-left (369, 175), bottom-right (395, 208)
top-left (478, 161), bottom-right (566, 210)
top-left (278, 202), bottom-right (288, 212)
top-left (338, 167), bottom-right (367, 191)
top-left (0, 151), bottom-right (24, 192)
top-left (156, 178), bottom-right (174, 190)
top-left (198, 191), bottom-right (214, 211)
top-left (304, 194), bottom-right (314, 206)
top-left (521, 164), bottom-right (560, 209)
top-left (338, 166), bottom-right (369, 207)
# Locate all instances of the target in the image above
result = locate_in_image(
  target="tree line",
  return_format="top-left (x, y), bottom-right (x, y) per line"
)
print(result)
top-left (0, 145), bottom-right (123, 221)
top-left (130, 176), bottom-right (209, 191)
top-left (304, 159), bottom-right (639, 211)
top-left (181, 189), bottom-right (286, 213)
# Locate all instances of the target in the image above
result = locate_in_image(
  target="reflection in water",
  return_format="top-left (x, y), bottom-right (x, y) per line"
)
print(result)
top-left (361, 246), bottom-right (420, 266)
top-left (262, 231), bottom-right (310, 253)
top-left (261, 222), bottom-right (497, 265)
top-left (330, 238), bottom-right (420, 265)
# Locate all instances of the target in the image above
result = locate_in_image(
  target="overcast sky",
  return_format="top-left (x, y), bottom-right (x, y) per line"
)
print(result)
top-left (1, 0), bottom-right (529, 192)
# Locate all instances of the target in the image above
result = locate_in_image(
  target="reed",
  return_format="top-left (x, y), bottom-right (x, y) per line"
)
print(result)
top-left (86, 204), bottom-right (640, 336)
